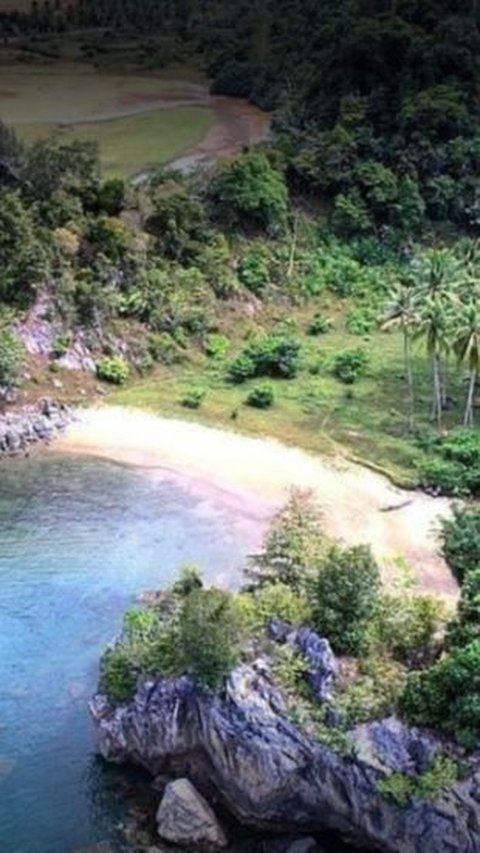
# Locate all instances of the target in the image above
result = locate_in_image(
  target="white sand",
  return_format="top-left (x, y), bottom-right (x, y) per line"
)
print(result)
top-left (54, 406), bottom-right (457, 597)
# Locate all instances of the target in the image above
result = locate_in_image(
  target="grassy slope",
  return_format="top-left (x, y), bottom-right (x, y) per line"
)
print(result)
top-left (109, 298), bottom-right (466, 488)
top-left (17, 106), bottom-right (214, 177)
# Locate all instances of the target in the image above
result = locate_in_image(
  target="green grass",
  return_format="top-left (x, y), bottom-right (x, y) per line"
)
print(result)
top-left (18, 106), bottom-right (214, 177)
top-left (109, 300), bottom-right (469, 487)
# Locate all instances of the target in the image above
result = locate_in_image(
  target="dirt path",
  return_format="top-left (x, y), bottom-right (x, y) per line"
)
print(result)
top-left (54, 407), bottom-right (457, 599)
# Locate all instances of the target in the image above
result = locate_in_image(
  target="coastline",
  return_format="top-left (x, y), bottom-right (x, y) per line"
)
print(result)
top-left (53, 406), bottom-right (457, 598)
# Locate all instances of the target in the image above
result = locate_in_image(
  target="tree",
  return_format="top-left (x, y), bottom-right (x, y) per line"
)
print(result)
top-left (210, 151), bottom-right (289, 231)
top-left (312, 544), bottom-right (381, 655)
top-left (454, 301), bottom-right (480, 426)
top-left (415, 295), bottom-right (450, 428)
top-left (382, 282), bottom-right (418, 429)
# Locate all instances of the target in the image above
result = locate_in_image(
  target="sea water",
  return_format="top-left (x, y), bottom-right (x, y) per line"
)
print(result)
top-left (0, 452), bottom-right (259, 853)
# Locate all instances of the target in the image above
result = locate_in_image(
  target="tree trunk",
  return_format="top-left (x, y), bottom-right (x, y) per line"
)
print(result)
top-left (404, 330), bottom-right (414, 430)
top-left (287, 213), bottom-right (299, 280)
top-left (432, 354), bottom-right (442, 429)
top-left (464, 370), bottom-right (477, 427)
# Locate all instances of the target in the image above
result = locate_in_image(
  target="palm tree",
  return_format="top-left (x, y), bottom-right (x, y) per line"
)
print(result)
top-left (382, 282), bottom-right (418, 429)
top-left (454, 302), bottom-right (480, 427)
top-left (415, 296), bottom-right (451, 429)
top-left (415, 249), bottom-right (461, 411)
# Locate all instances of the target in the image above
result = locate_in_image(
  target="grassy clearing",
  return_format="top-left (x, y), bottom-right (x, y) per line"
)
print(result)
top-left (18, 106), bottom-right (214, 177)
top-left (109, 299), bottom-right (468, 488)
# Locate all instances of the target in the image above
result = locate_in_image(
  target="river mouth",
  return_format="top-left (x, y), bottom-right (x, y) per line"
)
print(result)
top-left (0, 452), bottom-right (263, 852)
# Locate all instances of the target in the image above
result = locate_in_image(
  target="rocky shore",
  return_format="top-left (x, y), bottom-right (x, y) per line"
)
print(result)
top-left (0, 399), bottom-right (73, 457)
top-left (91, 657), bottom-right (480, 852)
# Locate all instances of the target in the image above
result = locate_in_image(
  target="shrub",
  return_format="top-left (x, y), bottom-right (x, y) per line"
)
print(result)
top-left (180, 386), bottom-right (206, 409)
top-left (345, 305), bottom-right (378, 335)
top-left (238, 246), bottom-right (272, 293)
top-left (374, 591), bottom-right (445, 664)
top-left (377, 756), bottom-right (459, 807)
top-left (0, 330), bottom-right (25, 388)
top-left (440, 506), bottom-right (480, 583)
top-left (228, 336), bottom-right (301, 383)
top-left (238, 581), bottom-right (312, 634)
top-left (96, 356), bottom-right (129, 385)
top-left (246, 382), bottom-right (275, 409)
top-left (205, 333), bottom-right (230, 359)
top-left (312, 544), bottom-right (381, 655)
top-left (418, 457), bottom-right (467, 497)
top-left (417, 430), bottom-right (480, 497)
top-left (177, 587), bottom-right (243, 690)
top-left (228, 353), bottom-right (257, 383)
top-left (308, 313), bottom-right (332, 335)
top-left (102, 646), bottom-right (138, 704)
top-left (447, 567), bottom-right (480, 650)
top-left (338, 656), bottom-right (407, 725)
top-left (332, 348), bottom-right (369, 384)
top-left (400, 639), bottom-right (480, 747)
top-left (248, 490), bottom-right (326, 592)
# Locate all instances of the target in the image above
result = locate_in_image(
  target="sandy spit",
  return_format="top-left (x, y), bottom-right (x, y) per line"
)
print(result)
top-left (54, 406), bottom-right (457, 598)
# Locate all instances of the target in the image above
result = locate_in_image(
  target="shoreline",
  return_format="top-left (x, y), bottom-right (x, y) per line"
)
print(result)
top-left (53, 406), bottom-right (457, 598)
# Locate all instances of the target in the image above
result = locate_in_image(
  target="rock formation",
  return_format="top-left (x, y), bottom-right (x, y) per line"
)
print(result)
top-left (90, 660), bottom-right (480, 852)
top-left (0, 398), bottom-right (72, 457)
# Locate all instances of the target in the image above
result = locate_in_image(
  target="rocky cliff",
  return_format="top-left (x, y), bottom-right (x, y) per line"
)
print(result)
top-left (90, 661), bottom-right (480, 852)
top-left (0, 399), bottom-right (72, 457)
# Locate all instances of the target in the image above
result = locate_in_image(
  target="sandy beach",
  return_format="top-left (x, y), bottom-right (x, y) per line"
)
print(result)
top-left (54, 406), bottom-right (457, 597)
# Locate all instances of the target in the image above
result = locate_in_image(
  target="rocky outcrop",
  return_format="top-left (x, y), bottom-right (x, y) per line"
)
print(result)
top-left (0, 399), bottom-right (72, 457)
top-left (91, 662), bottom-right (480, 853)
top-left (156, 778), bottom-right (228, 850)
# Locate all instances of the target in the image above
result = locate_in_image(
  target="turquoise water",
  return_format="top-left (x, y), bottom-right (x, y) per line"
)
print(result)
top-left (0, 452), bottom-right (260, 853)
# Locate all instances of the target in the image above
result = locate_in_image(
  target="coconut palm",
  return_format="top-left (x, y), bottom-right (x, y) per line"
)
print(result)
top-left (454, 302), bottom-right (480, 427)
top-left (382, 282), bottom-right (418, 429)
top-left (415, 296), bottom-right (451, 428)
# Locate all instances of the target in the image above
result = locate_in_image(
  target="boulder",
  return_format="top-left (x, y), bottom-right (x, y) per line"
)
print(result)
top-left (91, 664), bottom-right (480, 852)
top-left (156, 778), bottom-right (228, 850)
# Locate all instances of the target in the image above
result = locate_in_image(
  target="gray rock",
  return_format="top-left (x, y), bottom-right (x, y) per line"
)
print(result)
top-left (0, 400), bottom-right (74, 460)
top-left (268, 622), bottom-right (337, 703)
top-left (91, 665), bottom-right (480, 853)
top-left (352, 717), bottom-right (439, 776)
top-left (156, 778), bottom-right (228, 850)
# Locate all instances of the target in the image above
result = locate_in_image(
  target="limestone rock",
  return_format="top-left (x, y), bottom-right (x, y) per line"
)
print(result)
top-left (156, 778), bottom-right (228, 850)
top-left (91, 664), bottom-right (480, 853)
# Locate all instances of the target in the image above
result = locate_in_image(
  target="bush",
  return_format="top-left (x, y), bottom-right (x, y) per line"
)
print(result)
top-left (246, 382), bottom-right (275, 409)
top-left (332, 348), bottom-right (369, 384)
top-left (345, 305), bottom-right (378, 335)
top-left (180, 386), bottom-right (206, 409)
top-left (377, 756), bottom-right (459, 807)
top-left (337, 656), bottom-right (407, 725)
top-left (0, 330), bottom-right (25, 388)
top-left (248, 490), bottom-right (326, 592)
top-left (238, 246), bottom-right (272, 294)
top-left (205, 333), bottom-right (230, 359)
top-left (312, 544), bottom-right (381, 655)
top-left (102, 646), bottom-right (138, 704)
top-left (96, 356), bottom-right (129, 385)
top-left (417, 429), bottom-right (480, 497)
top-left (440, 506), bottom-right (480, 583)
top-left (308, 313), bottom-right (332, 335)
top-left (228, 336), bottom-right (301, 383)
top-left (148, 332), bottom-right (181, 365)
top-left (418, 457), bottom-right (467, 497)
top-left (177, 587), bottom-right (244, 690)
top-left (400, 639), bottom-right (480, 748)
top-left (374, 591), bottom-right (445, 664)
top-left (447, 567), bottom-right (480, 650)
top-left (238, 581), bottom-right (312, 634)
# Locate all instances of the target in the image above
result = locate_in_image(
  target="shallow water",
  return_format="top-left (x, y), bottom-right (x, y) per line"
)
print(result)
top-left (0, 452), bottom-right (261, 853)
